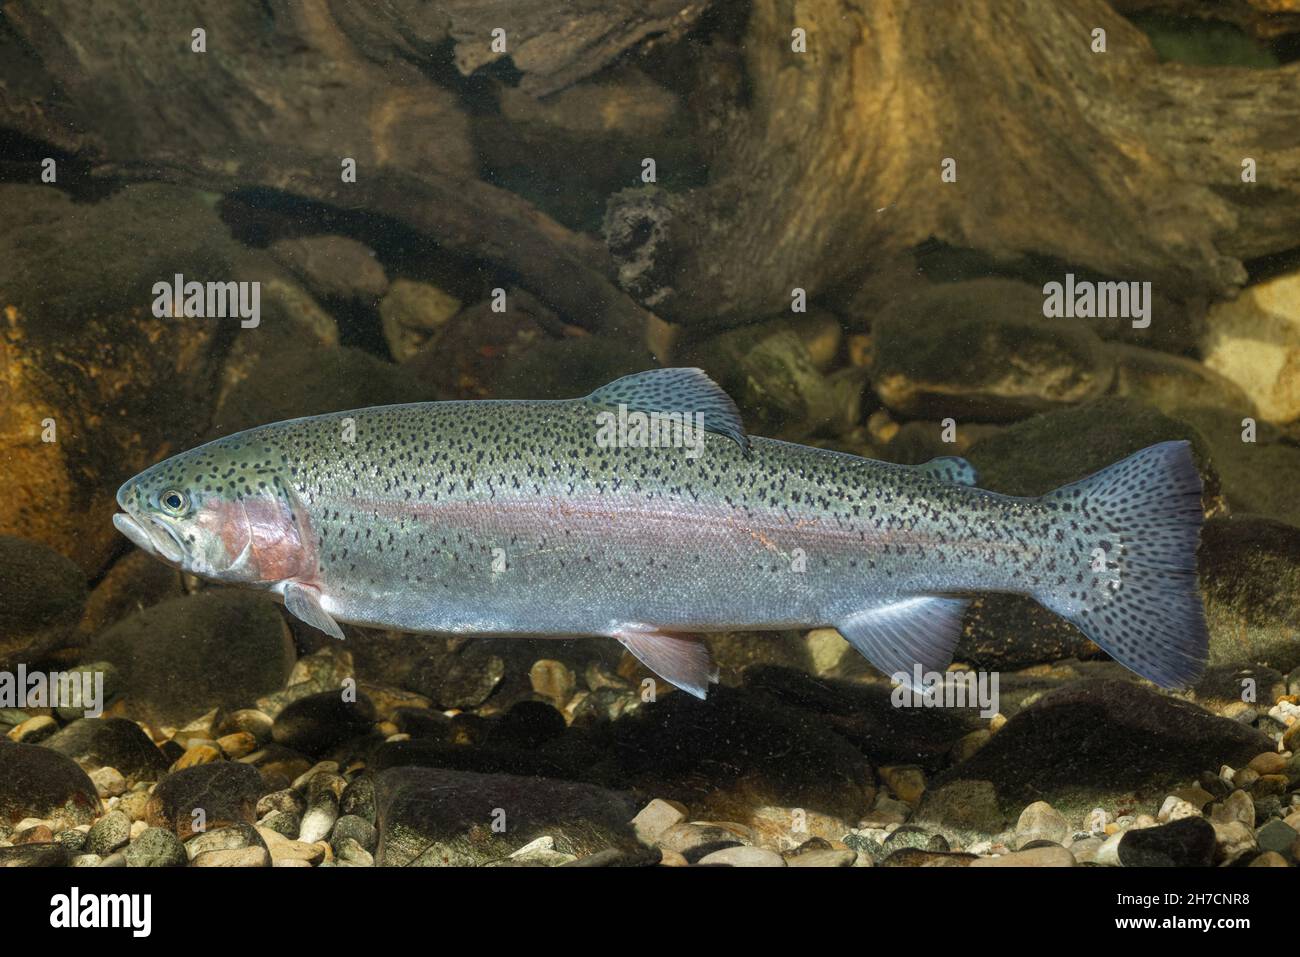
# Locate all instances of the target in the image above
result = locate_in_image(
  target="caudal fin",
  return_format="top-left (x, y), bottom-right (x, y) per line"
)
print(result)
top-left (1036, 441), bottom-right (1208, 689)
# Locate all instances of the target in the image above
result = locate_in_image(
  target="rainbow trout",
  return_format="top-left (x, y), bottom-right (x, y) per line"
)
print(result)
top-left (113, 368), bottom-right (1208, 697)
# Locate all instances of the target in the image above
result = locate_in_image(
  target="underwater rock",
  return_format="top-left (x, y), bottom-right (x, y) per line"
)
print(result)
top-left (372, 766), bottom-right (641, 866)
top-left (1118, 816), bottom-right (1217, 867)
top-left (145, 762), bottom-right (264, 840)
top-left (706, 631), bottom-right (814, 683)
top-left (1109, 343), bottom-right (1255, 420)
top-left (269, 235), bottom-right (389, 305)
top-left (1201, 271), bottom-right (1300, 424)
top-left (410, 645), bottom-right (505, 710)
top-left (124, 826), bottom-right (187, 868)
top-left (956, 595), bottom-right (1099, 671)
top-left (927, 680), bottom-right (1273, 822)
top-left (0, 184), bottom-right (252, 575)
top-left (271, 690), bottom-right (376, 757)
top-left (878, 848), bottom-right (977, 867)
top-left (870, 279), bottom-right (1114, 421)
top-left (213, 343), bottom-right (433, 437)
top-left (490, 335), bottom-right (654, 403)
top-left (0, 844), bottom-right (73, 867)
top-left (1200, 516), bottom-right (1300, 673)
top-left (0, 741), bottom-right (102, 828)
top-left (0, 536), bottom-right (89, 669)
top-left (679, 316), bottom-right (849, 440)
top-left (913, 779), bottom-right (1009, 835)
top-left (86, 591), bottom-right (296, 728)
top-left (379, 279), bottom-right (461, 362)
top-left (75, 549), bottom-right (184, 642)
top-left (84, 810), bottom-right (132, 857)
top-left (966, 397), bottom-right (1217, 496)
top-left (741, 666), bottom-right (983, 770)
top-left (41, 717), bottom-right (170, 786)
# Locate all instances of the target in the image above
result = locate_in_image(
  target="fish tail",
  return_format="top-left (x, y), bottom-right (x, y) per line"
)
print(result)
top-left (1034, 440), bottom-right (1208, 689)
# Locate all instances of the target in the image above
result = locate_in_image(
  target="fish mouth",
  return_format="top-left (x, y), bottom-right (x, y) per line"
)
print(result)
top-left (113, 510), bottom-right (186, 565)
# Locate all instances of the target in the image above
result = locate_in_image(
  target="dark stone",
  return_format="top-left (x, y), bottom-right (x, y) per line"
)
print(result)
top-left (332, 814), bottom-right (378, 853)
top-left (374, 766), bottom-right (642, 866)
top-left (125, 827), bottom-right (187, 867)
top-left (879, 848), bottom-right (977, 867)
top-left (0, 741), bottom-right (101, 827)
top-left (0, 536), bottom-right (88, 670)
top-left (41, 717), bottom-right (169, 785)
top-left (0, 843), bottom-right (73, 867)
top-left (86, 590), bottom-right (296, 727)
top-left (490, 700), bottom-right (567, 749)
top-left (1118, 817), bottom-right (1216, 867)
top-left (929, 680), bottom-right (1273, 820)
top-left (340, 775), bottom-right (377, 824)
top-left (271, 690), bottom-right (376, 756)
top-left (145, 761), bottom-right (264, 840)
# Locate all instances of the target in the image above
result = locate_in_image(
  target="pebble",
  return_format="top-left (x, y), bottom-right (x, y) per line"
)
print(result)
top-left (333, 837), bottom-right (374, 866)
top-left (656, 823), bottom-right (745, 858)
top-left (1094, 832), bottom-right (1125, 866)
top-left (529, 660), bottom-right (577, 706)
top-left (697, 846), bottom-right (786, 867)
top-left (1256, 819), bottom-right (1298, 855)
top-left (256, 826), bottom-right (326, 865)
top-left (184, 824), bottom-right (265, 860)
top-left (85, 811), bottom-right (131, 857)
top-left (1248, 851), bottom-right (1290, 867)
top-left (125, 827), bottom-right (187, 867)
top-left (879, 765), bottom-right (927, 806)
top-left (1157, 796), bottom-right (1201, 823)
top-left (72, 854), bottom-right (102, 867)
top-left (1248, 752), bottom-right (1288, 775)
top-left (217, 732), bottom-right (257, 759)
top-left (502, 836), bottom-right (576, 867)
top-left (971, 846), bottom-right (1076, 867)
top-left (1210, 790), bottom-right (1255, 828)
top-left (1070, 836), bottom-right (1104, 864)
top-left (631, 799), bottom-right (687, 846)
top-left (860, 794), bottom-right (911, 827)
top-left (332, 814), bottom-right (377, 853)
top-left (217, 709), bottom-right (274, 744)
top-left (192, 846), bottom-right (272, 867)
top-left (256, 788), bottom-right (308, 819)
top-left (1083, 807), bottom-right (1112, 835)
top-left (1015, 801), bottom-right (1069, 848)
top-left (258, 810), bottom-right (301, 838)
top-left (1119, 817), bottom-right (1216, 867)
top-left (298, 773), bottom-right (344, 844)
top-left (7, 715), bottom-right (58, 744)
top-left (785, 848), bottom-right (857, 867)
top-left (1210, 820), bottom-right (1257, 864)
top-left (117, 790), bottom-right (151, 822)
top-left (89, 767), bottom-right (127, 799)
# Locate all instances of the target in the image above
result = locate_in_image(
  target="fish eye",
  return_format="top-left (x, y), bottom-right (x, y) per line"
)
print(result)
top-left (159, 489), bottom-right (188, 514)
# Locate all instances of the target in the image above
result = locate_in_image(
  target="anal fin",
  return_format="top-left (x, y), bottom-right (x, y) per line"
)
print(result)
top-left (837, 597), bottom-right (970, 689)
top-left (284, 581), bottom-right (345, 640)
top-left (613, 626), bottom-right (719, 699)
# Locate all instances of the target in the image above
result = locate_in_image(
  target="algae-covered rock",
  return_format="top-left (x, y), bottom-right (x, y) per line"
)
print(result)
top-left (0, 536), bottom-right (88, 669)
top-left (212, 343), bottom-right (432, 436)
top-left (269, 234), bottom-right (389, 305)
top-left (870, 279), bottom-right (1114, 421)
top-left (379, 279), bottom-right (461, 362)
top-left (373, 766), bottom-right (641, 866)
top-left (926, 679), bottom-right (1273, 821)
top-left (0, 741), bottom-right (102, 828)
top-left (40, 717), bottom-right (170, 786)
top-left (965, 397), bottom-right (1219, 499)
top-left (680, 315), bottom-right (848, 439)
top-left (1199, 516), bottom-right (1300, 673)
top-left (85, 591), bottom-right (296, 727)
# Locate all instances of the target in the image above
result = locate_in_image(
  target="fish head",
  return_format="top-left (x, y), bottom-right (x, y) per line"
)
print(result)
top-left (113, 437), bottom-right (315, 585)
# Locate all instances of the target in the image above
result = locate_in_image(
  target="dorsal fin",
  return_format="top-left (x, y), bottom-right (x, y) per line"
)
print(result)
top-left (915, 456), bottom-right (979, 486)
top-left (585, 368), bottom-right (750, 452)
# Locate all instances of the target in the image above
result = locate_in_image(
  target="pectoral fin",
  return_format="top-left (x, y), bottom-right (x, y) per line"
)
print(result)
top-left (613, 626), bottom-right (719, 699)
top-left (283, 581), bottom-right (345, 640)
top-left (837, 597), bottom-right (970, 689)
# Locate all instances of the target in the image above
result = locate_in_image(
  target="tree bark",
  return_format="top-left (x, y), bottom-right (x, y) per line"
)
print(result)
top-left (605, 0), bottom-right (1300, 329)
top-left (0, 0), bottom-right (665, 338)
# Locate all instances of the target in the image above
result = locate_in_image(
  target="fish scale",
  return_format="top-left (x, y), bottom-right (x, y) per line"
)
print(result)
top-left (113, 368), bottom-right (1209, 698)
